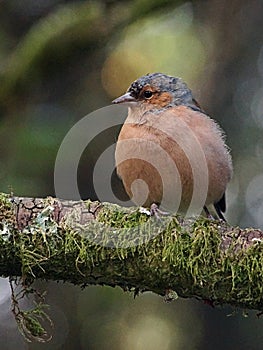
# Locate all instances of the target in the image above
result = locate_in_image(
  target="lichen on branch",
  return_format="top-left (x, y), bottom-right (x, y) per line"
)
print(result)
top-left (0, 192), bottom-right (263, 327)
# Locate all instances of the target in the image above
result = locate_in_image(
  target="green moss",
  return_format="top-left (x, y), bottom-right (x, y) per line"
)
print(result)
top-left (0, 193), bottom-right (13, 224)
top-left (135, 216), bottom-right (263, 310)
top-left (1, 194), bottom-right (263, 330)
top-left (97, 203), bottom-right (149, 228)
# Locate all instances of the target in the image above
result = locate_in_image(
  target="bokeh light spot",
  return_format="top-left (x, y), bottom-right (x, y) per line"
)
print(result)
top-left (102, 3), bottom-right (211, 98)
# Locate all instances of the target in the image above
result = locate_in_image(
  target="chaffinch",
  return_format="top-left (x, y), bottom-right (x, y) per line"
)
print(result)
top-left (113, 73), bottom-right (232, 220)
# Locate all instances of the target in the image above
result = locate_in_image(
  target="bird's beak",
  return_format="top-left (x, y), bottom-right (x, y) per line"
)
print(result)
top-left (112, 92), bottom-right (136, 105)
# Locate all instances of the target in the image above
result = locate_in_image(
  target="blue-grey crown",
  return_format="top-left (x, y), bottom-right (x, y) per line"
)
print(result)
top-left (127, 73), bottom-right (200, 110)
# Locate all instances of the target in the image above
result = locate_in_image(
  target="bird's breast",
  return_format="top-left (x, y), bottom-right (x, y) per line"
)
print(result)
top-left (115, 106), bottom-right (232, 214)
top-left (115, 122), bottom-right (195, 212)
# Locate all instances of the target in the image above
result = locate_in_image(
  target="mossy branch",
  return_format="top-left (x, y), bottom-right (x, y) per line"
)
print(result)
top-left (0, 192), bottom-right (263, 313)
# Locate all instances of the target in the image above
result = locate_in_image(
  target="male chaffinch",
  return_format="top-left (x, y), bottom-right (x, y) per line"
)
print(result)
top-left (112, 73), bottom-right (232, 220)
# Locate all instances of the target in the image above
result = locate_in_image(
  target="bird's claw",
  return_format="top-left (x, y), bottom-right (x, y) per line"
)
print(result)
top-left (150, 203), bottom-right (169, 219)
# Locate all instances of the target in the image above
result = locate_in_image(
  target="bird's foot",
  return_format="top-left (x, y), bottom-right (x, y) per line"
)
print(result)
top-left (203, 206), bottom-right (226, 222)
top-left (203, 206), bottom-right (215, 220)
top-left (150, 203), bottom-right (169, 220)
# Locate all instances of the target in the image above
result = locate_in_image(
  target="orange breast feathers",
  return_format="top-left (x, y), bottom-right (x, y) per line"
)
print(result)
top-left (115, 105), bottom-right (232, 214)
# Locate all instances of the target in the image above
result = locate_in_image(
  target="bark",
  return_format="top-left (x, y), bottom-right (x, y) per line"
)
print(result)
top-left (0, 192), bottom-right (263, 311)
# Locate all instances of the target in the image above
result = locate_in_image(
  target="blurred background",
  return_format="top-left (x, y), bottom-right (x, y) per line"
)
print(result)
top-left (0, 0), bottom-right (263, 349)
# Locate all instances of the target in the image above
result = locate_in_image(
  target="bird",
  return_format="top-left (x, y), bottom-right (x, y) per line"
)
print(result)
top-left (112, 73), bottom-right (232, 220)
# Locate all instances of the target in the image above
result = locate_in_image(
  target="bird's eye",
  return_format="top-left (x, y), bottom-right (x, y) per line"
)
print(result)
top-left (143, 90), bottom-right (153, 99)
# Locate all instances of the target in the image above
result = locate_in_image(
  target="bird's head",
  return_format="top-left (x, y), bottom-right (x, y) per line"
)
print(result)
top-left (112, 73), bottom-right (199, 111)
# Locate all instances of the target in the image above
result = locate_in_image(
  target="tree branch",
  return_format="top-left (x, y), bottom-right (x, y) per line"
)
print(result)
top-left (0, 192), bottom-right (263, 311)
